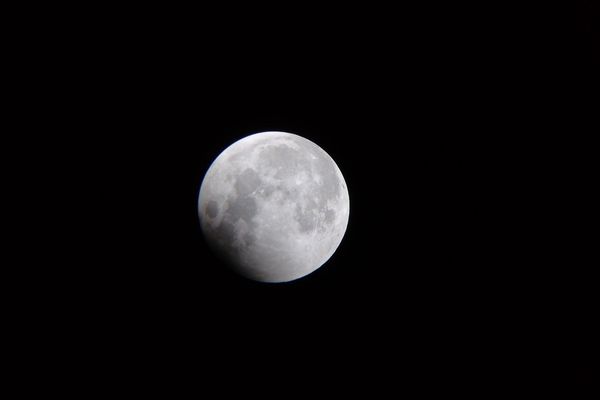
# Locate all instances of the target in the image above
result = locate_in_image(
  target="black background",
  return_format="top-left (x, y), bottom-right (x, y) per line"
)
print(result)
top-left (21, 1), bottom-right (597, 392)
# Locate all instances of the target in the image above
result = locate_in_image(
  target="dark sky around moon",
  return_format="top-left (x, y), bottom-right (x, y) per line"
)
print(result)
top-left (31, 2), bottom-right (596, 391)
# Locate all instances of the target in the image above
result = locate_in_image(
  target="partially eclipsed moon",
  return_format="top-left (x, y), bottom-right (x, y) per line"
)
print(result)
top-left (198, 131), bottom-right (350, 283)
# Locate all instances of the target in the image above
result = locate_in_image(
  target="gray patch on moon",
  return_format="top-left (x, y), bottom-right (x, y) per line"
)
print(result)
top-left (324, 209), bottom-right (336, 224)
top-left (314, 208), bottom-right (337, 234)
top-left (206, 200), bottom-right (219, 218)
top-left (210, 220), bottom-right (236, 254)
top-left (235, 168), bottom-right (261, 196)
top-left (312, 155), bottom-right (341, 202)
top-left (226, 194), bottom-right (257, 225)
top-left (242, 231), bottom-right (256, 247)
top-left (295, 203), bottom-right (317, 233)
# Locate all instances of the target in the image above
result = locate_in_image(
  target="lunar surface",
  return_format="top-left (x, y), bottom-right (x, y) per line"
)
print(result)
top-left (198, 131), bottom-right (350, 283)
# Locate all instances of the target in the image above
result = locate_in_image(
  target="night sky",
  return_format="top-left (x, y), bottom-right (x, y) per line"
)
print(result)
top-left (35, 2), bottom-right (597, 392)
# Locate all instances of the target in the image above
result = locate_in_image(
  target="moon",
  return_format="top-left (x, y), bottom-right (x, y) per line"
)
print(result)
top-left (198, 131), bottom-right (350, 283)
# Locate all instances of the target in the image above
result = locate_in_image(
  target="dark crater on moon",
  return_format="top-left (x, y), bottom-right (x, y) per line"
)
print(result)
top-left (295, 203), bottom-right (317, 233)
top-left (227, 195), bottom-right (257, 223)
top-left (325, 209), bottom-right (336, 224)
top-left (235, 168), bottom-right (261, 196)
top-left (206, 200), bottom-right (219, 218)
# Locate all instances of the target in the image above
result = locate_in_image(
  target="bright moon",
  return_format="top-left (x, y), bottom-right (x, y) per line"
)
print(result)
top-left (198, 131), bottom-right (350, 283)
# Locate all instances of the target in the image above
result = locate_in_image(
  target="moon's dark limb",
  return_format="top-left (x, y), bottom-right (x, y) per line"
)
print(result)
top-left (198, 131), bottom-right (349, 283)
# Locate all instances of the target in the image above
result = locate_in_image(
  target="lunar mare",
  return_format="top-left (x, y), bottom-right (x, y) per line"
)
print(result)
top-left (198, 131), bottom-right (350, 283)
